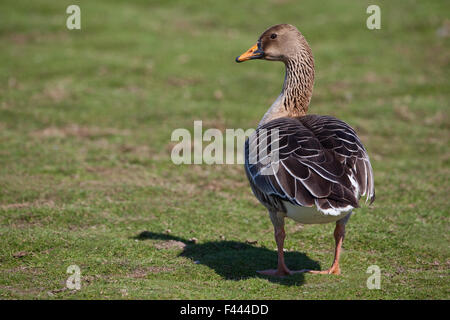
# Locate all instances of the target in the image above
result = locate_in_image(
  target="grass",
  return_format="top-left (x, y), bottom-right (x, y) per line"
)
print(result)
top-left (0, 0), bottom-right (449, 299)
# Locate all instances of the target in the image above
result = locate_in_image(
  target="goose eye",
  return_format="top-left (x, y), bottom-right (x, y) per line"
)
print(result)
top-left (270, 33), bottom-right (277, 39)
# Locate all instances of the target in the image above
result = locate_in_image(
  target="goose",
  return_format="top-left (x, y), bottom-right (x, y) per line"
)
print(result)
top-left (236, 24), bottom-right (375, 276)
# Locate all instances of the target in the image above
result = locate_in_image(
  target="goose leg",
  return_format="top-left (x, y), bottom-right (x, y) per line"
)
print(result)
top-left (305, 213), bottom-right (351, 275)
top-left (257, 211), bottom-right (292, 277)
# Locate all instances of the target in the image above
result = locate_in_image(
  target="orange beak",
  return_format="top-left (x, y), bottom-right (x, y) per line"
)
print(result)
top-left (235, 42), bottom-right (264, 63)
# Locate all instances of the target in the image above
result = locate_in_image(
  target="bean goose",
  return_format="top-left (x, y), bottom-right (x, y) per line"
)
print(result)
top-left (236, 24), bottom-right (375, 276)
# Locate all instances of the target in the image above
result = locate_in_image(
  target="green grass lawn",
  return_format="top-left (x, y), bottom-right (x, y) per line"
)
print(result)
top-left (0, 0), bottom-right (449, 299)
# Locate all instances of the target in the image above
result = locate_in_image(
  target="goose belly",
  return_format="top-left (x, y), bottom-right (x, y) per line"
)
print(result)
top-left (282, 201), bottom-right (351, 224)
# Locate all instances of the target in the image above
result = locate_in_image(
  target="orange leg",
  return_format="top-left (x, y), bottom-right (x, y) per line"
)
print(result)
top-left (257, 226), bottom-right (292, 277)
top-left (257, 212), bottom-right (350, 277)
top-left (306, 222), bottom-right (346, 275)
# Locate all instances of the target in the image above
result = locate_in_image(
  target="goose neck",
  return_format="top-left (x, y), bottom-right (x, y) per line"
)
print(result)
top-left (281, 52), bottom-right (315, 117)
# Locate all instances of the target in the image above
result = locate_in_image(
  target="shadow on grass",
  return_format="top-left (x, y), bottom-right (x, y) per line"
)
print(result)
top-left (134, 231), bottom-right (320, 286)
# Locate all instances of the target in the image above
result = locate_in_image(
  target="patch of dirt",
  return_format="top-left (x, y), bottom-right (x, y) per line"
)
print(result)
top-left (7, 33), bottom-right (30, 45)
top-left (0, 200), bottom-right (55, 210)
top-left (0, 285), bottom-right (44, 297)
top-left (1, 203), bottom-right (31, 210)
top-left (3, 266), bottom-right (43, 275)
top-left (42, 83), bottom-right (69, 103)
top-left (6, 31), bottom-right (69, 45)
top-left (80, 166), bottom-right (158, 189)
top-left (31, 125), bottom-right (130, 139)
top-left (154, 240), bottom-right (186, 250)
top-left (119, 144), bottom-right (151, 155)
top-left (362, 72), bottom-right (392, 85)
top-left (47, 287), bottom-right (68, 296)
top-left (167, 76), bottom-right (201, 87)
top-left (12, 251), bottom-right (30, 258)
top-left (394, 105), bottom-right (415, 122)
top-left (436, 19), bottom-right (450, 38)
top-left (328, 80), bottom-right (351, 95)
top-left (424, 110), bottom-right (448, 127)
top-left (173, 19), bottom-right (200, 36)
top-left (7, 77), bottom-right (23, 90)
top-left (286, 223), bottom-right (304, 233)
top-left (129, 266), bottom-right (175, 278)
top-left (202, 115), bottom-right (227, 132)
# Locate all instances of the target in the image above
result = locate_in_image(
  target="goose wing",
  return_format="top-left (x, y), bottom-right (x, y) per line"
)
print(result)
top-left (299, 115), bottom-right (375, 204)
top-left (244, 116), bottom-right (374, 215)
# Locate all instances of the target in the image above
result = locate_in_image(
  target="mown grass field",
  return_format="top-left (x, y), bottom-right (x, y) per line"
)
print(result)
top-left (0, 0), bottom-right (449, 299)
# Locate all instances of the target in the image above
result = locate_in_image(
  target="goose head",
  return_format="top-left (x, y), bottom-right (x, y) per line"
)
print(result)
top-left (236, 24), bottom-right (311, 63)
top-left (236, 24), bottom-right (315, 121)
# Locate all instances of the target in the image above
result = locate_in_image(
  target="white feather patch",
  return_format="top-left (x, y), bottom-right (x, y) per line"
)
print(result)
top-left (283, 201), bottom-right (353, 225)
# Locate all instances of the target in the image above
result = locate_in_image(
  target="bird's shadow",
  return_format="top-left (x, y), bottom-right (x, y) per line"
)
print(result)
top-left (134, 231), bottom-right (320, 286)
